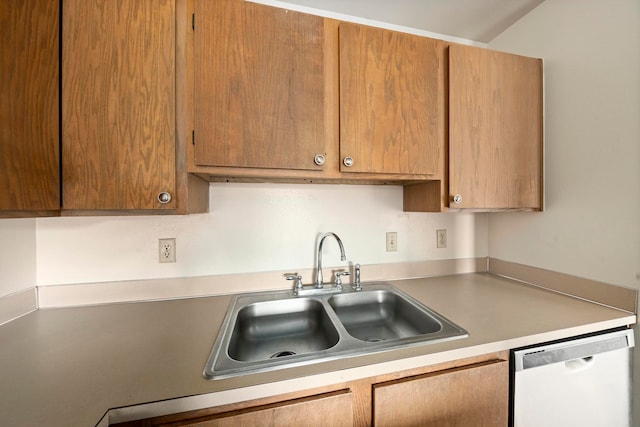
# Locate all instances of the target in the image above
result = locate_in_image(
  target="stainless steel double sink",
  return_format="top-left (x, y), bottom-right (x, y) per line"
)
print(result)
top-left (204, 282), bottom-right (468, 379)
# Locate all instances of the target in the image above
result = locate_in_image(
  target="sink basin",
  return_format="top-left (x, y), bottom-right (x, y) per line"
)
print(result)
top-left (328, 290), bottom-right (442, 342)
top-left (228, 298), bottom-right (339, 362)
top-left (204, 283), bottom-right (468, 380)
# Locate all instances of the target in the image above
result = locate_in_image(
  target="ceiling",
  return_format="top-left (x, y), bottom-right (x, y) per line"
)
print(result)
top-left (269, 0), bottom-right (545, 43)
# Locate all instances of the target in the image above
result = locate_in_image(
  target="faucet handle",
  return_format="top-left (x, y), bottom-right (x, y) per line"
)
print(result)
top-left (353, 263), bottom-right (362, 291)
top-left (334, 271), bottom-right (350, 289)
top-left (285, 274), bottom-right (303, 291)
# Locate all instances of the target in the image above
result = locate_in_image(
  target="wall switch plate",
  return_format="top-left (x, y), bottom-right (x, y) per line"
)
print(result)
top-left (436, 229), bottom-right (447, 248)
top-left (159, 238), bottom-right (176, 263)
top-left (386, 232), bottom-right (398, 252)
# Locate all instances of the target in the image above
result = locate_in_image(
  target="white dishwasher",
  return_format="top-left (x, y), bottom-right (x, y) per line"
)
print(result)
top-left (512, 328), bottom-right (634, 427)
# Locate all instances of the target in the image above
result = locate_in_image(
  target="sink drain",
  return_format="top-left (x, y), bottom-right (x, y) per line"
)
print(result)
top-left (270, 350), bottom-right (297, 358)
top-left (365, 338), bottom-right (383, 343)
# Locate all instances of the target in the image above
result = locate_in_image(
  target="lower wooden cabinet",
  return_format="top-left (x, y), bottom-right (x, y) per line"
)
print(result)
top-left (113, 390), bottom-right (353, 427)
top-left (373, 359), bottom-right (508, 426)
top-left (181, 391), bottom-right (352, 427)
top-left (113, 352), bottom-right (507, 427)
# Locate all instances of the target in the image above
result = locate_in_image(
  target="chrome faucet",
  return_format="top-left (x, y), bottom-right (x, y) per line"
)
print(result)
top-left (315, 232), bottom-right (346, 288)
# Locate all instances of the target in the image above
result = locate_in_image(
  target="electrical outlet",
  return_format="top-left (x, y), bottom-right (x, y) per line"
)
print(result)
top-left (436, 229), bottom-right (447, 249)
top-left (386, 232), bottom-right (398, 252)
top-left (159, 238), bottom-right (176, 263)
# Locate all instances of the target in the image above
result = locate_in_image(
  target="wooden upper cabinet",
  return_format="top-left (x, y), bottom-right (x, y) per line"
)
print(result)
top-left (339, 23), bottom-right (444, 175)
top-left (449, 44), bottom-right (543, 209)
top-left (62, 0), bottom-right (177, 210)
top-left (0, 0), bottom-right (60, 214)
top-left (193, 0), bottom-right (330, 171)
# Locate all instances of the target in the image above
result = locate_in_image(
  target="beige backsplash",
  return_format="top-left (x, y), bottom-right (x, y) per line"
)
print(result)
top-left (1, 257), bottom-right (635, 324)
top-left (35, 258), bottom-right (487, 308)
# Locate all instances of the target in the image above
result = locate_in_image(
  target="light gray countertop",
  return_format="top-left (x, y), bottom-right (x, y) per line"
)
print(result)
top-left (0, 272), bottom-right (635, 426)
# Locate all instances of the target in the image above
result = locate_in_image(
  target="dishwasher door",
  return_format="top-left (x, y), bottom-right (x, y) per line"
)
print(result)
top-left (512, 328), bottom-right (634, 427)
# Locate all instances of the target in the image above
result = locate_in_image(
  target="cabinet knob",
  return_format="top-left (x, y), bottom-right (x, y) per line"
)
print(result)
top-left (452, 194), bottom-right (463, 204)
top-left (314, 154), bottom-right (326, 166)
top-left (343, 156), bottom-right (354, 167)
top-left (157, 192), bottom-right (172, 204)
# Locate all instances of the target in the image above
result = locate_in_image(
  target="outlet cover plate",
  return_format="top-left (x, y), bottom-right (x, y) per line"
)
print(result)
top-left (159, 238), bottom-right (176, 263)
top-left (386, 232), bottom-right (398, 252)
top-left (436, 229), bottom-right (447, 249)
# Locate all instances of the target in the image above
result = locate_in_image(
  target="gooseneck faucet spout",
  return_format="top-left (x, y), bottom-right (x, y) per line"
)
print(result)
top-left (315, 232), bottom-right (346, 288)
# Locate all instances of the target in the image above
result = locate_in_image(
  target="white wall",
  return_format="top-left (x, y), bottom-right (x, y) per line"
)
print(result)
top-left (488, 0), bottom-right (640, 289)
top-left (0, 219), bottom-right (36, 296)
top-left (487, 0), bottom-right (640, 421)
top-left (35, 183), bottom-right (488, 286)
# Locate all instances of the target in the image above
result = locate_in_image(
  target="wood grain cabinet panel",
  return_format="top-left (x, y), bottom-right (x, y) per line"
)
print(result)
top-left (373, 359), bottom-right (509, 427)
top-left (62, 0), bottom-right (177, 210)
top-left (0, 0), bottom-right (60, 214)
top-left (448, 44), bottom-right (543, 210)
top-left (181, 391), bottom-right (352, 427)
top-left (113, 390), bottom-right (353, 427)
top-left (339, 23), bottom-right (444, 176)
top-left (193, 0), bottom-right (330, 172)
top-left (112, 353), bottom-right (509, 426)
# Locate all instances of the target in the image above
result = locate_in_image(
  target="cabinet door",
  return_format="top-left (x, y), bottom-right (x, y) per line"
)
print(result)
top-left (0, 0), bottom-right (60, 213)
top-left (373, 359), bottom-right (508, 426)
top-left (339, 23), bottom-right (444, 175)
top-left (449, 44), bottom-right (543, 209)
top-left (62, 0), bottom-right (176, 210)
top-left (194, 0), bottom-right (329, 171)
top-left (115, 390), bottom-right (354, 427)
top-left (185, 391), bottom-right (352, 427)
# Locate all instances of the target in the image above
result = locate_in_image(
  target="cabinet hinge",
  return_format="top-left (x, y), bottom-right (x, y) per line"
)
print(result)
top-left (192, 13), bottom-right (195, 31)
top-left (192, 130), bottom-right (195, 145)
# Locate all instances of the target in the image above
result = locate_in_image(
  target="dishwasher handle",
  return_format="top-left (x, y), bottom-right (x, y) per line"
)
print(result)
top-left (514, 329), bottom-right (634, 371)
top-left (564, 355), bottom-right (594, 372)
